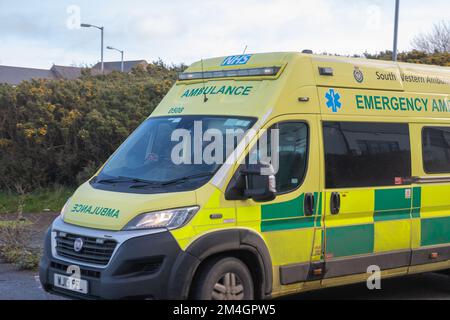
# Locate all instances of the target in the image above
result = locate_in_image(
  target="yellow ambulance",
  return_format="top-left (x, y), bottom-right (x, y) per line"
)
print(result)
top-left (39, 52), bottom-right (450, 300)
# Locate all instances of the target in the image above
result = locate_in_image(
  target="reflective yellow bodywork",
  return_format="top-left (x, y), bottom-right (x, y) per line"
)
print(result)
top-left (62, 52), bottom-right (450, 298)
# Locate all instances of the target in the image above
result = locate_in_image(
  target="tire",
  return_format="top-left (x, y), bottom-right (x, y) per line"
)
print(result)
top-left (192, 256), bottom-right (254, 300)
top-left (438, 269), bottom-right (450, 276)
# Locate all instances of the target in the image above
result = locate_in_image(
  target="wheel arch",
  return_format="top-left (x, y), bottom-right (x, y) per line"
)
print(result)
top-left (167, 228), bottom-right (273, 299)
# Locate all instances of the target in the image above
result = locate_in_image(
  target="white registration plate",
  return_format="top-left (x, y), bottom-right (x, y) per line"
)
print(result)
top-left (54, 273), bottom-right (88, 294)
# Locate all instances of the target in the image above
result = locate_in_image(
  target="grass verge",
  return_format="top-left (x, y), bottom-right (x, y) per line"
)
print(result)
top-left (0, 186), bottom-right (74, 214)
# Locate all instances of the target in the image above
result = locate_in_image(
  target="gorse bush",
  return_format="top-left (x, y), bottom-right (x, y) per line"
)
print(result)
top-left (0, 62), bottom-right (185, 191)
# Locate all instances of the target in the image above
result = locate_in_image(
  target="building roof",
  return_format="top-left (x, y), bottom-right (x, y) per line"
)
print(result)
top-left (0, 59), bottom-right (149, 85)
top-left (0, 65), bottom-right (55, 85)
top-left (92, 60), bottom-right (148, 73)
top-left (51, 65), bottom-right (84, 80)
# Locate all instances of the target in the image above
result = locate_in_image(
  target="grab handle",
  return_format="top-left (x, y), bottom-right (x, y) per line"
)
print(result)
top-left (330, 192), bottom-right (340, 215)
top-left (304, 193), bottom-right (315, 216)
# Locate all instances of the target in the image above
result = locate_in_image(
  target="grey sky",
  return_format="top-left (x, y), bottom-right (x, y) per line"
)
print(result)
top-left (0, 0), bottom-right (448, 68)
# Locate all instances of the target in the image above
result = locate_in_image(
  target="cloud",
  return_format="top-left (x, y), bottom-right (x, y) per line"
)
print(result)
top-left (0, 0), bottom-right (448, 68)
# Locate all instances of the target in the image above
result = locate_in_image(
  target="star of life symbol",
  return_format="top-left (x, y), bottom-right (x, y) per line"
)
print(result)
top-left (325, 89), bottom-right (342, 113)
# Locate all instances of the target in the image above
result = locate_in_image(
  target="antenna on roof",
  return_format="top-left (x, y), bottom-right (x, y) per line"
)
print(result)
top-left (242, 45), bottom-right (248, 55)
top-left (201, 59), bottom-right (208, 103)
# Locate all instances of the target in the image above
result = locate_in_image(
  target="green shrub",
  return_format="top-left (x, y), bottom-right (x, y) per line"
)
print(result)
top-left (365, 50), bottom-right (450, 66)
top-left (0, 62), bottom-right (185, 191)
top-left (1, 246), bottom-right (41, 270)
top-left (0, 219), bottom-right (40, 270)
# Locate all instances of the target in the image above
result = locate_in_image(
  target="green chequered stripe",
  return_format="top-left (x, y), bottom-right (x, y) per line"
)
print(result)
top-left (412, 187), bottom-right (421, 218)
top-left (374, 209), bottom-right (411, 221)
top-left (374, 188), bottom-right (412, 222)
top-left (261, 216), bottom-right (315, 232)
top-left (326, 224), bottom-right (374, 258)
top-left (261, 193), bottom-right (322, 232)
top-left (262, 194), bottom-right (305, 220)
top-left (421, 216), bottom-right (450, 246)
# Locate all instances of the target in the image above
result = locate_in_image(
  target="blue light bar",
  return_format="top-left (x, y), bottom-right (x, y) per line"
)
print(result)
top-left (178, 66), bottom-right (281, 81)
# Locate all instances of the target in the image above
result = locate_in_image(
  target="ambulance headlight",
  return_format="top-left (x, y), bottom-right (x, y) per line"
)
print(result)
top-left (123, 206), bottom-right (200, 231)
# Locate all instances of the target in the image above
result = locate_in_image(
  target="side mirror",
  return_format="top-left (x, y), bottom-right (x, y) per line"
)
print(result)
top-left (241, 164), bottom-right (277, 202)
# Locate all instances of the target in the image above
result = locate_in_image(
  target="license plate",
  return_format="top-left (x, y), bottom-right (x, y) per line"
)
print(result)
top-left (54, 273), bottom-right (88, 294)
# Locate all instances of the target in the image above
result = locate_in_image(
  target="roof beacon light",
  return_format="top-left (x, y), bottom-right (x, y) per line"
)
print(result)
top-left (178, 66), bottom-right (281, 81)
top-left (319, 67), bottom-right (334, 76)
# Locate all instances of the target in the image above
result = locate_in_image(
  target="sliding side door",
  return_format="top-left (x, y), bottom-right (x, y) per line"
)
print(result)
top-left (321, 120), bottom-right (413, 279)
top-left (410, 124), bottom-right (450, 268)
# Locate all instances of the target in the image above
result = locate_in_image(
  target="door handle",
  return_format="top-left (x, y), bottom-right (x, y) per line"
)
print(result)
top-left (304, 193), bottom-right (315, 216)
top-left (330, 192), bottom-right (340, 215)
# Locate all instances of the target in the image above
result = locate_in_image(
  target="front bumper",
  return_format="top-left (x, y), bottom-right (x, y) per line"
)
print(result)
top-left (39, 219), bottom-right (199, 300)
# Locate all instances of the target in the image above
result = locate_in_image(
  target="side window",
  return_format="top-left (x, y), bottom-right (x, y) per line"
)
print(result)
top-left (422, 127), bottom-right (450, 174)
top-left (323, 122), bottom-right (411, 188)
top-left (276, 122), bottom-right (309, 192)
top-left (249, 122), bottom-right (309, 193)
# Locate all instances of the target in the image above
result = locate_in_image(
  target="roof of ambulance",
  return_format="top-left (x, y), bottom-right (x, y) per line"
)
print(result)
top-left (152, 52), bottom-right (448, 119)
top-left (184, 52), bottom-right (449, 95)
top-left (186, 51), bottom-right (450, 72)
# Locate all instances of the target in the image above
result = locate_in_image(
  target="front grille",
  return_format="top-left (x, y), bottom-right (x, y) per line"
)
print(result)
top-left (50, 261), bottom-right (101, 278)
top-left (55, 232), bottom-right (117, 266)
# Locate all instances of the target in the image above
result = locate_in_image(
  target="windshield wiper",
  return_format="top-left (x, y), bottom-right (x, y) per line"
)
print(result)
top-left (101, 173), bottom-right (214, 189)
top-left (161, 172), bottom-right (214, 186)
top-left (128, 172), bottom-right (214, 189)
top-left (97, 176), bottom-right (161, 186)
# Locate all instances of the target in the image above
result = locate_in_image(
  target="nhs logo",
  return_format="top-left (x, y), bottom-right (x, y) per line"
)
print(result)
top-left (221, 54), bottom-right (252, 66)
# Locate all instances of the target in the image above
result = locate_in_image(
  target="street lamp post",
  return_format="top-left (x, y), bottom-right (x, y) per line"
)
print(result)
top-left (107, 46), bottom-right (125, 72)
top-left (393, 0), bottom-right (400, 61)
top-left (80, 23), bottom-right (104, 72)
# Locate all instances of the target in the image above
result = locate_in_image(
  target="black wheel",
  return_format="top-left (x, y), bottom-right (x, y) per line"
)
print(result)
top-left (192, 256), bottom-right (254, 300)
top-left (439, 269), bottom-right (450, 276)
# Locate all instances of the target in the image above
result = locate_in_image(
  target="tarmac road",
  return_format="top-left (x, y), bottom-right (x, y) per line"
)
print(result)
top-left (284, 271), bottom-right (450, 300)
top-left (0, 261), bottom-right (65, 300)
top-left (0, 260), bottom-right (448, 300)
